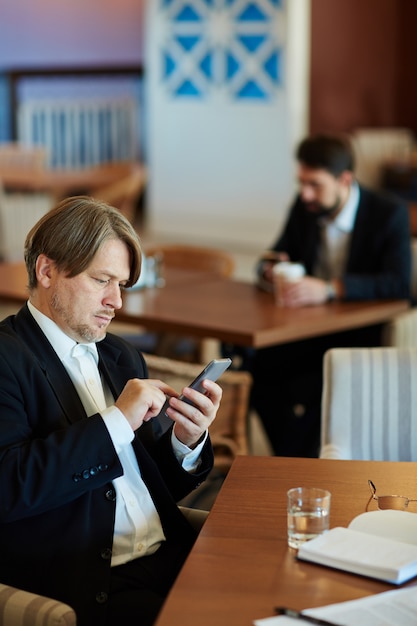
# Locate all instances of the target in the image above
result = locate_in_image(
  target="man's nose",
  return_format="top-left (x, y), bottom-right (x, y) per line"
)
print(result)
top-left (300, 185), bottom-right (315, 202)
top-left (103, 284), bottom-right (123, 309)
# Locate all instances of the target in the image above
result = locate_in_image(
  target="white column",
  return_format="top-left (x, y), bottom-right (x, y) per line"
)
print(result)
top-left (145, 0), bottom-right (310, 251)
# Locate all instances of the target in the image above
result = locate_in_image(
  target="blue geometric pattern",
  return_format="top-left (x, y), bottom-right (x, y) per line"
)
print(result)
top-left (160, 0), bottom-right (284, 100)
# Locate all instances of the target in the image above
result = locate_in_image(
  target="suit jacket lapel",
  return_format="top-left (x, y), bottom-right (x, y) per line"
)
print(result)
top-left (13, 305), bottom-right (89, 424)
top-left (14, 305), bottom-right (140, 423)
top-left (96, 341), bottom-right (138, 400)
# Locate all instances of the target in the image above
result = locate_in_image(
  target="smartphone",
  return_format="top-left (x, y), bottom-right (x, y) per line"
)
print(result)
top-left (163, 357), bottom-right (232, 417)
top-left (178, 357), bottom-right (232, 406)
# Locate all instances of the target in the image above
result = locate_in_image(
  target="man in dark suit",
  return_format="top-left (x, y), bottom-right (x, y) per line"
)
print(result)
top-left (0, 196), bottom-right (223, 626)
top-left (250, 134), bottom-right (411, 457)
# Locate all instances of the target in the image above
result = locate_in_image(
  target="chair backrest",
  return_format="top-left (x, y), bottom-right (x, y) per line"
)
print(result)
top-left (383, 237), bottom-right (417, 343)
top-left (0, 186), bottom-right (53, 261)
top-left (383, 308), bottom-right (417, 348)
top-left (411, 237), bottom-right (417, 302)
top-left (92, 163), bottom-right (147, 223)
top-left (0, 142), bottom-right (47, 171)
top-left (0, 583), bottom-right (76, 625)
top-left (144, 243), bottom-right (235, 278)
top-left (144, 353), bottom-right (251, 473)
top-left (351, 127), bottom-right (414, 189)
top-left (320, 347), bottom-right (417, 461)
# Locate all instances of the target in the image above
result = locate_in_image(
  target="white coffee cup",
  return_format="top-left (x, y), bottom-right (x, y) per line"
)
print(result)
top-left (272, 262), bottom-right (305, 305)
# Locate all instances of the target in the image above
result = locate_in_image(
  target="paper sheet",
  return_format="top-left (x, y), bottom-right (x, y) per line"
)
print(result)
top-left (254, 586), bottom-right (417, 625)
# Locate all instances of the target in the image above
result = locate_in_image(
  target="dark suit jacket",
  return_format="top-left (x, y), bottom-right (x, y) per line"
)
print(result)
top-left (267, 185), bottom-right (411, 300)
top-left (0, 305), bottom-right (213, 626)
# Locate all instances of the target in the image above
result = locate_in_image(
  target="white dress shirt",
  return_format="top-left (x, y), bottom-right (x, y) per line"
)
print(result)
top-left (27, 301), bottom-right (206, 566)
top-left (314, 181), bottom-right (360, 280)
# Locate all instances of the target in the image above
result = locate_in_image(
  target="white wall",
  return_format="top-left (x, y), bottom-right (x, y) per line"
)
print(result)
top-left (144, 0), bottom-right (310, 252)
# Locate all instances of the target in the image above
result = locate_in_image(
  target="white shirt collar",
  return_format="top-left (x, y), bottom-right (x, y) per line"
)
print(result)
top-left (332, 180), bottom-right (360, 233)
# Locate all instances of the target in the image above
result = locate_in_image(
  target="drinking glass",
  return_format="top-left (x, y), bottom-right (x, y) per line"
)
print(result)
top-left (287, 486), bottom-right (331, 549)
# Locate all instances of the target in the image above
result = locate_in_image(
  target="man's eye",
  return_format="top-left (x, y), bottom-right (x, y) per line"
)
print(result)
top-left (95, 278), bottom-right (109, 286)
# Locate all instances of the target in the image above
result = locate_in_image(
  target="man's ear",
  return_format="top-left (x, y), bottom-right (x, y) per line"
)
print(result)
top-left (36, 254), bottom-right (54, 287)
top-left (338, 170), bottom-right (354, 187)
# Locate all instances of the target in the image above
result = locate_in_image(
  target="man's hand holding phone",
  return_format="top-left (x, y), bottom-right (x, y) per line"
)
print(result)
top-left (165, 358), bottom-right (231, 448)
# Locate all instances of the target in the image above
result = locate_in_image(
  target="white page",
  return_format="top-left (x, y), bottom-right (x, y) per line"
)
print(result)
top-left (254, 587), bottom-right (417, 626)
top-left (348, 510), bottom-right (417, 546)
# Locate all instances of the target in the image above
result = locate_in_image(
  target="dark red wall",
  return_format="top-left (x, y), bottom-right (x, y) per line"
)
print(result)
top-left (310, 0), bottom-right (417, 135)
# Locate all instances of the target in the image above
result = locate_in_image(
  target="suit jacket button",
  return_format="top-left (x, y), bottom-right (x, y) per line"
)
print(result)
top-left (105, 488), bottom-right (116, 501)
top-left (95, 591), bottom-right (108, 604)
top-left (100, 548), bottom-right (112, 560)
top-left (82, 469), bottom-right (90, 479)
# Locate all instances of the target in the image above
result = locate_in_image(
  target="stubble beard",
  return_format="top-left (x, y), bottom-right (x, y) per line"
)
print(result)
top-left (50, 292), bottom-right (106, 343)
top-left (306, 194), bottom-right (343, 221)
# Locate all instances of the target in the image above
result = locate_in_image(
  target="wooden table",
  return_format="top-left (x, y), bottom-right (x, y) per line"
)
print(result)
top-left (155, 455), bottom-right (417, 626)
top-left (0, 162), bottom-right (143, 198)
top-left (0, 262), bottom-right (409, 348)
top-left (122, 278), bottom-right (408, 347)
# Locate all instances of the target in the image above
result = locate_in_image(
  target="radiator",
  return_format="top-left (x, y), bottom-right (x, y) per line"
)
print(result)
top-left (17, 97), bottom-right (138, 170)
top-left (0, 191), bottom-right (53, 261)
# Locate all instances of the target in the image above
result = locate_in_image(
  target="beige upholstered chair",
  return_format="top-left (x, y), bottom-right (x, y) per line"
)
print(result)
top-left (0, 144), bottom-right (52, 260)
top-left (351, 127), bottom-right (414, 189)
top-left (0, 583), bottom-right (76, 625)
top-left (0, 186), bottom-right (53, 260)
top-left (383, 308), bottom-right (417, 347)
top-left (381, 238), bottom-right (417, 347)
top-left (178, 505), bottom-right (209, 530)
top-left (320, 347), bottom-right (417, 461)
top-left (144, 353), bottom-right (251, 473)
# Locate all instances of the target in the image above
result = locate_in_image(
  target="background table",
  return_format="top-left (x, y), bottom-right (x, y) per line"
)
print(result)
top-left (156, 456), bottom-right (417, 626)
top-left (122, 278), bottom-right (408, 346)
top-left (0, 162), bottom-right (142, 197)
top-left (0, 262), bottom-right (409, 348)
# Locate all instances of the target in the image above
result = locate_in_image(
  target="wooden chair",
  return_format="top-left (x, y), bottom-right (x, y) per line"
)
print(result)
top-left (0, 583), bottom-right (76, 625)
top-left (144, 353), bottom-right (251, 474)
top-left (142, 244), bottom-right (235, 362)
top-left (0, 142), bottom-right (48, 171)
top-left (320, 347), bottom-right (417, 461)
top-left (92, 163), bottom-right (147, 223)
top-left (0, 144), bottom-right (52, 260)
top-left (144, 243), bottom-right (235, 278)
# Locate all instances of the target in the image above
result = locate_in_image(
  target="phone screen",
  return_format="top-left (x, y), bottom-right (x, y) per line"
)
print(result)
top-left (162, 357), bottom-right (232, 416)
top-left (179, 358), bottom-right (232, 402)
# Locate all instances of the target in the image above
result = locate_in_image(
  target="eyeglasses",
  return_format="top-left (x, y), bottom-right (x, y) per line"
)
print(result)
top-left (367, 479), bottom-right (417, 511)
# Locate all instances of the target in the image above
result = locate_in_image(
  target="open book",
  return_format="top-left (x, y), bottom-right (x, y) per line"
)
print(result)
top-left (297, 509), bottom-right (417, 584)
